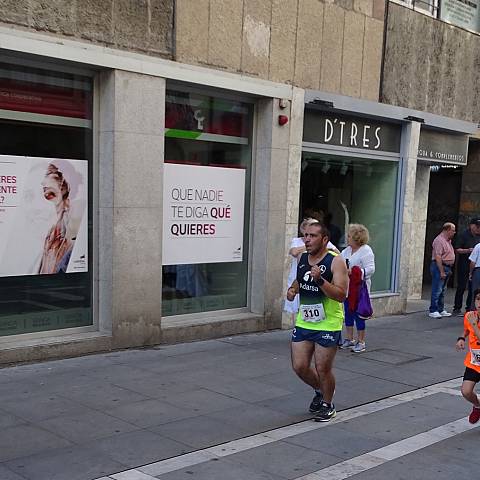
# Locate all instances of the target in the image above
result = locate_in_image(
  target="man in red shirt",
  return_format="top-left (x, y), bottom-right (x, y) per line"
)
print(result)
top-left (429, 222), bottom-right (456, 318)
top-left (456, 288), bottom-right (480, 423)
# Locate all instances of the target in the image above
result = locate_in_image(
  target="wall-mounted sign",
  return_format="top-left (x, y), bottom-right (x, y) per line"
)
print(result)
top-left (418, 129), bottom-right (469, 165)
top-left (0, 155), bottom-right (88, 277)
top-left (303, 110), bottom-right (402, 153)
top-left (440, 0), bottom-right (479, 33)
top-left (0, 80), bottom-right (92, 119)
top-left (162, 163), bottom-right (245, 265)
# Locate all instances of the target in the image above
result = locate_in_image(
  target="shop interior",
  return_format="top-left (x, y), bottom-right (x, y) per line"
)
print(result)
top-left (299, 152), bottom-right (399, 293)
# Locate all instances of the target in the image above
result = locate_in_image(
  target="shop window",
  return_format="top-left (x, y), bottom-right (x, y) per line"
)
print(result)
top-left (300, 154), bottom-right (398, 292)
top-left (0, 61), bottom-right (93, 336)
top-left (162, 89), bottom-right (253, 316)
top-left (393, 0), bottom-right (439, 16)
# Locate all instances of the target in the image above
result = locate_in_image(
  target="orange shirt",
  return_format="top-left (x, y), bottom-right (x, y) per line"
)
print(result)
top-left (464, 311), bottom-right (480, 373)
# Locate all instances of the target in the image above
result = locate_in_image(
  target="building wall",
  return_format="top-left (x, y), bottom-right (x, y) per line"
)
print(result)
top-left (382, 2), bottom-right (479, 122)
top-left (175, 0), bottom-right (385, 101)
top-left (0, 0), bottom-right (174, 57)
top-left (459, 141), bottom-right (480, 227)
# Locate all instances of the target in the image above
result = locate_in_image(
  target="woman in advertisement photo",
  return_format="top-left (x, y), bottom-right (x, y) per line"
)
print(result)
top-left (0, 157), bottom-right (88, 276)
top-left (38, 163), bottom-right (74, 274)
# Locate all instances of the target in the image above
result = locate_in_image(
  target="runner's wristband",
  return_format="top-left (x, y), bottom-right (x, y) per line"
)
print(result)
top-left (457, 336), bottom-right (465, 342)
top-left (317, 276), bottom-right (325, 286)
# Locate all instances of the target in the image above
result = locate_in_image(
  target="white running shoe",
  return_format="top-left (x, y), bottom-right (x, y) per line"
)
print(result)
top-left (440, 310), bottom-right (452, 317)
top-left (352, 342), bottom-right (366, 353)
top-left (428, 311), bottom-right (442, 318)
top-left (340, 339), bottom-right (355, 349)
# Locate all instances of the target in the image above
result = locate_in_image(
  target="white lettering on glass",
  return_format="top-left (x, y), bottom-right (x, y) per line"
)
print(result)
top-left (339, 121), bottom-right (345, 145)
top-left (324, 119), bottom-right (334, 143)
top-left (363, 125), bottom-right (370, 148)
top-left (350, 123), bottom-right (358, 146)
top-left (374, 127), bottom-right (381, 149)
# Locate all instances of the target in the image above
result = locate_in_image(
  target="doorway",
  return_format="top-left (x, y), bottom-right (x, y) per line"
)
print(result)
top-left (422, 164), bottom-right (463, 289)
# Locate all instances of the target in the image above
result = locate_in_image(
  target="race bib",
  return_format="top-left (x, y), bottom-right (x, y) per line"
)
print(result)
top-left (301, 303), bottom-right (326, 322)
top-left (471, 349), bottom-right (480, 367)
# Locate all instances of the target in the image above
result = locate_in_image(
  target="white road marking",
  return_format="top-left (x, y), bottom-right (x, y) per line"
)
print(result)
top-left (295, 417), bottom-right (479, 480)
top-left (93, 378), bottom-right (464, 480)
top-left (110, 471), bottom-right (158, 480)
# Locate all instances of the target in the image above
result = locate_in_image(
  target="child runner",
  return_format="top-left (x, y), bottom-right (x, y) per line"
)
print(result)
top-left (456, 288), bottom-right (480, 423)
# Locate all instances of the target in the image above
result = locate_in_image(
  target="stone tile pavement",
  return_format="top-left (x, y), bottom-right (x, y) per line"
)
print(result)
top-left (0, 309), bottom-right (472, 479)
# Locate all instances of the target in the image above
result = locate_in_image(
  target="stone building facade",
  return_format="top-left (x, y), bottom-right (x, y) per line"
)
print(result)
top-left (0, 0), bottom-right (476, 363)
top-left (382, 1), bottom-right (480, 295)
top-left (0, 0), bottom-right (174, 57)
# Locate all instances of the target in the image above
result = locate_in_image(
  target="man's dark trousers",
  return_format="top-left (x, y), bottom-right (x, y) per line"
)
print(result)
top-left (454, 259), bottom-right (472, 312)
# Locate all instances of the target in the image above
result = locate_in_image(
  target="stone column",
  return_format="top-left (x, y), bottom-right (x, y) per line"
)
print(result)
top-left (282, 88), bottom-right (304, 329)
top-left (99, 70), bottom-right (165, 349)
top-left (397, 121), bottom-right (421, 308)
top-left (408, 163), bottom-right (430, 299)
top-left (250, 90), bottom-right (298, 330)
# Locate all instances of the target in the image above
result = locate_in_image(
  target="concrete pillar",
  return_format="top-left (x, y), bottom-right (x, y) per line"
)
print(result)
top-left (98, 70), bottom-right (165, 348)
top-left (408, 163), bottom-right (430, 299)
top-left (251, 90), bottom-right (300, 330)
top-left (398, 121), bottom-right (421, 306)
top-left (282, 88), bottom-right (304, 328)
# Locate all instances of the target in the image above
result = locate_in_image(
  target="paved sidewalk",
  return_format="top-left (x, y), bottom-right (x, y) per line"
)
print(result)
top-left (0, 309), bottom-right (467, 480)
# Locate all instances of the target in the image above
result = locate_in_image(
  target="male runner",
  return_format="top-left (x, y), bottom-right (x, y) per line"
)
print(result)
top-left (456, 288), bottom-right (480, 423)
top-left (287, 221), bottom-right (348, 422)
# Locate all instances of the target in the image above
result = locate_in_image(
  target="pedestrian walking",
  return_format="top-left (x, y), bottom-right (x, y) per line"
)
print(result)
top-left (286, 222), bottom-right (348, 422)
top-left (456, 288), bottom-right (480, 424)
top-left (453, 218), bottom-right (480, 316)
top-left (340, 224), bottom-right (375, 353)
top-left (284, 218), bottom-right (311, 325)
top-left (429, 222), bottom-right (456, 318)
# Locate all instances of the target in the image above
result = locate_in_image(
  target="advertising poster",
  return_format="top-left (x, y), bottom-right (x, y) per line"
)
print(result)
top-left (440, 0), bottom-right (479, 32)
top-left (0, 155), bottom-right (88, 277)
top-left (163, 163), bottom-right (245, 265)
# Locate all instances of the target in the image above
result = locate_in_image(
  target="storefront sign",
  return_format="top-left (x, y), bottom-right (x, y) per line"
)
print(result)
top-left (303, 110), bottom-right (401, 153)
top-left (162, 163), bottom-right (245, 265)
top-left (0, 80), bottom-right (92, 119)
top-left (0, 155), bottom-right (88, 277)
top-left (417, 129), bottom-right (469, 165)
top-left (440, 0), bottom-right (479, 33)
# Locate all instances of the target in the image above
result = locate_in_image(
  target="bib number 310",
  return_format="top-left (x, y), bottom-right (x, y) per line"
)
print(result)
top-left (301, 303), bottom-right (326, 322)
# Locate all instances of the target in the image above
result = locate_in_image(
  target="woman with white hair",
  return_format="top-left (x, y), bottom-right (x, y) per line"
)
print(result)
top-left (340, 223), bottom-right (375, 353)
